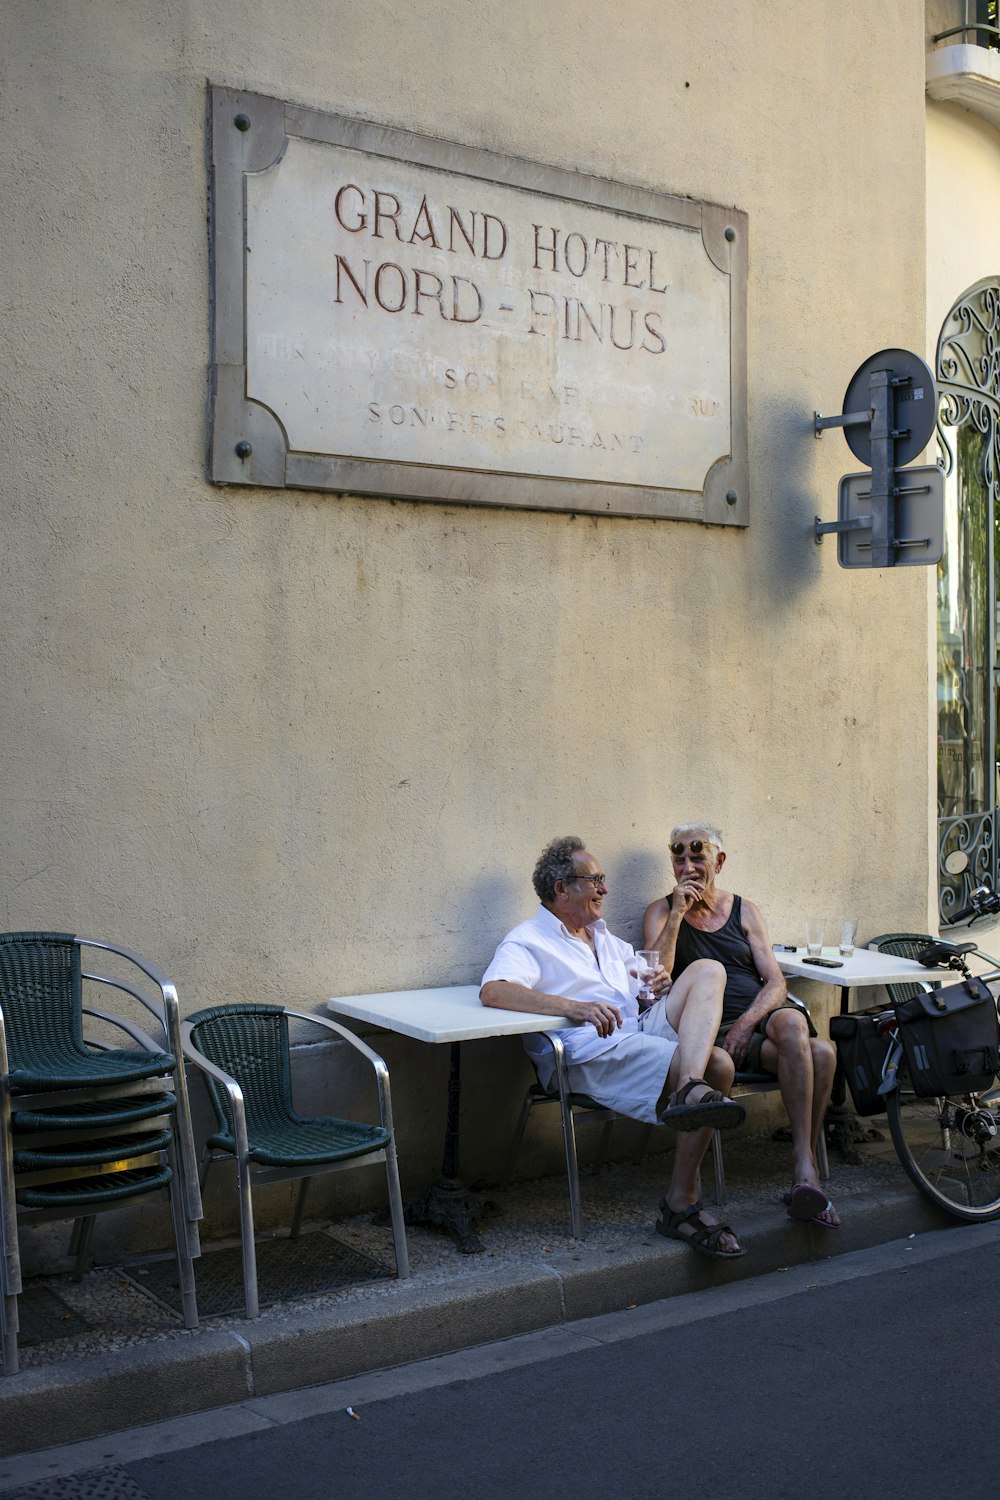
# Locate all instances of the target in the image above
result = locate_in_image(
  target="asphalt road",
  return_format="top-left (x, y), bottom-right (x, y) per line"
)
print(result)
top-left (6, 1223), bottom-right (1000, 1500)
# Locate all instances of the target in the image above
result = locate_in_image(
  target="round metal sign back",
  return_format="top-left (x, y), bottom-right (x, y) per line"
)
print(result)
top-left (842, 347), bottom-right (937, 467)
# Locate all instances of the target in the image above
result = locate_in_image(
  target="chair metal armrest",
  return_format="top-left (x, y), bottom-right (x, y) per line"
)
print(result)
top-left (283, 1009), bottom-right (389, 1075)
top-left (81, 971), bottom-right (162, 1018)
top-left (80, 1006), bottom-right (165, 1054)
top-left (180, 1023), bottom-right (251, 1161)
top-left (79, 939), bottom-right (181, 1047)
top-left (78, 938), bottom-right (174, 999)
top-left (81, 939), bottom-right (202, 1222)
top-left (281, 1010), bottom-right (396, 1136)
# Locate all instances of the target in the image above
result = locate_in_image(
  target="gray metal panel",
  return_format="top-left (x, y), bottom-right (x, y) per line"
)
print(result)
top-left (836, 466), bottom-right (944, 568)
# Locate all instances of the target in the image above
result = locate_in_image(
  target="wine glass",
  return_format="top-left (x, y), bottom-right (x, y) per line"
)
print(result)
top-left (634, 949), bottom-right (660, 1007)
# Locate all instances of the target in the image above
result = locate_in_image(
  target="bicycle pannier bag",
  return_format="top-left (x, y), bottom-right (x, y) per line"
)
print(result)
top-left (829, 1014), bottom-right (890, 1115)
top-left (893, 977), bottom-right (1000, 1097)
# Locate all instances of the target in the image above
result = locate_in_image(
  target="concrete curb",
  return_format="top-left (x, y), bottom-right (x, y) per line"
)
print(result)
top-left (0, 1180), bottom-right (952, 1458)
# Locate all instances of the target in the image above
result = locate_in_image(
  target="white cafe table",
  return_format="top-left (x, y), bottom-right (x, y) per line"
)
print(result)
top-left (775, 946), bottom-right (953, 1015)
top-left (776, 945), bottom-right (954, 1157)
top-left (326, 985), bottom-right (576, 1251)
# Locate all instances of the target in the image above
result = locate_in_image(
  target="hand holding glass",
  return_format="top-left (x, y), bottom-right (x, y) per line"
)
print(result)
top-left (634, 950), bottom-right (660, 1006)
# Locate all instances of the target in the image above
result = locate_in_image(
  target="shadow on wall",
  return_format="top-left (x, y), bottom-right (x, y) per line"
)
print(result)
top-left (755, 395), bottom-right (828, 606)
top-left (457, 850), bottom-right (670, 959)
top-left (607, 846), bottom-right (665, 950)
top-left (453, 869), bottom-right (525, 983)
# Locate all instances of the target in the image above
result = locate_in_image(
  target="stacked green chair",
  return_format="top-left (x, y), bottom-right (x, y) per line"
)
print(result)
top-left (0, 932), bottom-right (202, 1374)
top-left (183, 1003), bottom-right (409, 1319)
top-left (867, 932), bottom-right (947, 1006)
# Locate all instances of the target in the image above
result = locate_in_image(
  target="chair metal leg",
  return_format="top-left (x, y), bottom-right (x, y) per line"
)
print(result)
top-left (589, 1117), bottom-right (615, 1175)
top-left (165, 1137), bottom-right (199, 1329)
top-left (817, 1123), bottom-right (830, 1181)
top-left (0, 1085), bottom-right (22, 1299)
top-left (546, 1034), bottom-right (584, 1239)
top-left (633, 1123), bottom-right (655, 1167)
top-left (499, 1090), bottom-right (535, 1189)
top-left (198, 1146), bottom-right (214, 1194)
top-left (290, 1177), bottom-right (310, 1238)
top-left (382, 1138), bottom-right (410, 1280)
top-left (710, 1129), bottom-right (726, 1205)
top-left (235, 1151), bottom-right (260, 1320)
top-left (0, 1257), bottom-right (18, 1377)
top-left (71, 1216), bottom-right (96, 1281)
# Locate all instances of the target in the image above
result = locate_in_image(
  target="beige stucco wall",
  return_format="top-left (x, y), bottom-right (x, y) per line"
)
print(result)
top-left (2, 4), bottom-right (934, 1234)
top-left (927, 101), bottom-right (1000, 347)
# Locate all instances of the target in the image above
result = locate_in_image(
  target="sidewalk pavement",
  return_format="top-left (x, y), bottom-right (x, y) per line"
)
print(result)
top-left (0, 1125), bottom-right (955, 1460)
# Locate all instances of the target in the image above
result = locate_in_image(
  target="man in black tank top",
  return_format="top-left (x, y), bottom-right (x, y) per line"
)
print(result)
top-left (644, 821), bottom-right (840, 1230)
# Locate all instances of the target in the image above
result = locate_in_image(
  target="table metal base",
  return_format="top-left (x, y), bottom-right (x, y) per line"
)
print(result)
top-left (402, 1176), bottom-right (490, 1255)
top-left (824, 1103), bottom-right (886, 1164)
top-left (399, 1040), bottom-right (500, 1254)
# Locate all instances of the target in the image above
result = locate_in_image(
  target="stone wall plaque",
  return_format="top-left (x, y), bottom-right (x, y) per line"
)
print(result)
top-left (209, 86), bottom-right (748, 523)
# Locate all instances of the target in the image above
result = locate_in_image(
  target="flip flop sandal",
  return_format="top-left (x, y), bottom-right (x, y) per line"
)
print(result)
top-left (656, 1199), bottom-right (747, 1259)
top-left (782, 1183), bottom-right (833, 1222)
top-left (657, 1076), bottom-right (747, 1132)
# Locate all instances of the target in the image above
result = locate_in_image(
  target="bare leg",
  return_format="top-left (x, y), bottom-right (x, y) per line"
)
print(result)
top-left (655, 959), bottom-right (728, 1114)
top-left (809, 1037), bottom-right (837, 1158)
top-left (662, 1048), bottom-right (742, 1254)
top-left (760, 1013), bottom-right (840, 1227)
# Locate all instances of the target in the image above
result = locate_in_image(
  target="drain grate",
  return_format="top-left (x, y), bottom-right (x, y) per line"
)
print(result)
top-left (121, 1231), bottom-right (392, 1317)
top-left (17, 1283), bottom-right (92, 1348)
top-left (0, 1466), bottom-right (151, 1500)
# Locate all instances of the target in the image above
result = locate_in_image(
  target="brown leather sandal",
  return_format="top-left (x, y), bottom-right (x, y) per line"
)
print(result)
top-left (656, 1199), bottom-right (747, 1259)
top-left (656, 1076), bottom-right (746, 1132)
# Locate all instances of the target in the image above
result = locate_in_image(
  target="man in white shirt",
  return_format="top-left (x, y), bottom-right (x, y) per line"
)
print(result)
top-left (481, 835), bottom-right (747, 1259)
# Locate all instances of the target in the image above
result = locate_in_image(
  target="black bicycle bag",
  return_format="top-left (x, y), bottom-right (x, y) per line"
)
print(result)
top-left (893, 977), bottom-right (1000, 1097)
top-left (829, 1013), bottom-right (891, 1115)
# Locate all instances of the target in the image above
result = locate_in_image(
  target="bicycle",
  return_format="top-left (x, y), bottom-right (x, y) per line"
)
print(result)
top-left (860, 885), bottom-right (1000, 1222)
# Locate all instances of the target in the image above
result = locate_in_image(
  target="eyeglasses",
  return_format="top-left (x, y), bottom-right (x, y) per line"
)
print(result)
top-left (568, 872), bottom-right (607, 889)
top-left (669, 840), bottom-right (717, 858)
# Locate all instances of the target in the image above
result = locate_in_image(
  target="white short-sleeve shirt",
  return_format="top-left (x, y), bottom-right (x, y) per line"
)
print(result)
top-left (480, 904), bottom-right (641, 1075)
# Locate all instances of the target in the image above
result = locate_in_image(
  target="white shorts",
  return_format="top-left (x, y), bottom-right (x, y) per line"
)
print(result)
top-left (546, 1001), bottom-right (680, 1125)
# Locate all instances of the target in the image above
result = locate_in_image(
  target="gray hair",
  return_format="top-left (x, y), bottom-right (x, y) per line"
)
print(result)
top-left (669, 821), bottom-right (725, 853)
top-left (533, 835), bottom-right (586, 903)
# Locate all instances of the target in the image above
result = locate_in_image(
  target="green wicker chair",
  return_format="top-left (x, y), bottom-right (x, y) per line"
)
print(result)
top-left (183, 1003), bottom-right (409, 1318)
top-left (866, 932), bottom-right (947, 1006)
top-left (0, 932), bottom-right (202, 1374)
top-left (500, 1079), bottom-right (625, 1191)
top-left (0, 932), bottom-right (203, 1227)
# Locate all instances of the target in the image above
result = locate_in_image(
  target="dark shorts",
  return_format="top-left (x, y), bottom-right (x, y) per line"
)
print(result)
top-left (717, 997), bottom-right (817, 1074)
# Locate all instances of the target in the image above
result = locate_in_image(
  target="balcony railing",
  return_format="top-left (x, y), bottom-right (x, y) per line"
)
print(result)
top-left (932, 1), bottom-right (1000, 50)
top-left (927, 2), bottom-right (1000, 126)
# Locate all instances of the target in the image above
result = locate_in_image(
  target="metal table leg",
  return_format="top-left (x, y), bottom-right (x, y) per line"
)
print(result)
top-left (401, 1041), bottom-right (488, 1254)
top-left (826, 983), bottom-right (885, 1161)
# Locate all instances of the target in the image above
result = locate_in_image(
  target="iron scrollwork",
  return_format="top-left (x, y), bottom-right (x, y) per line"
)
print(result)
top-left (936, 279), bottom-right (1000, 920)
top-left (938, 813), bottom-right (995, 921)
top-left (936, 279), bottom-right (1000, 483)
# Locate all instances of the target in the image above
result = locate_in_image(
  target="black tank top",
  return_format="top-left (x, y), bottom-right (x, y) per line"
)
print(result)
top-left (668, 892), bottom-right (763, 1027)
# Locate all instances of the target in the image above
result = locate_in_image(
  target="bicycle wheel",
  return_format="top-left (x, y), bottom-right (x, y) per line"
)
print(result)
top-left (887, 1081), bottom-right (1000, 1221)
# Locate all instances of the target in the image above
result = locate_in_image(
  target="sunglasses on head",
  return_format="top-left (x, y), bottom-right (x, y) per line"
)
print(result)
top-left (669, 839), bottom-right (717, 857)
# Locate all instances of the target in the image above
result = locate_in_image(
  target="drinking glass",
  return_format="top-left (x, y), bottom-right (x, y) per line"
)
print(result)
top-left (634, 949), bottom-right (660, 1005)
top-left (805, 918), bottom-right (826, 957)
top-left (839, 918), bottom-right (858, 957)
